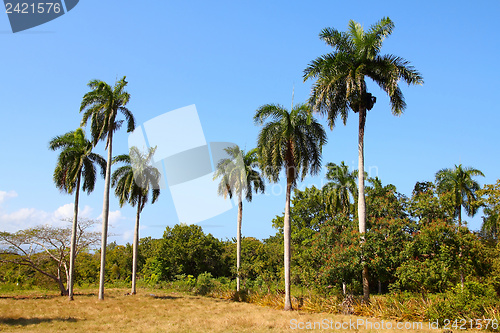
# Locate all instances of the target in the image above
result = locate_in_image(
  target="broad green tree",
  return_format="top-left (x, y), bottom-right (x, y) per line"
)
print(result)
top-left (80, 76), bottom-right (136, 300)
top-left (49, 128), bottom-right (105, 300)
top-left (112, 146), bottom-right (161, 295)
top-left (435, 164), bottom-right (485, 226)
top-left (213, 145), bottom-right (265, 291)
top-left (477, 180), bottom-right (500, 242)
top-left (254, 102), bottom-right (326, 310)
top-left (303, 17), bottom-right (423, 302)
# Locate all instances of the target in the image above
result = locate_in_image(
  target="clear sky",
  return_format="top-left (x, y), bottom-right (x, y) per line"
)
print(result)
top-left (0, 0), bottom-right (499, 244)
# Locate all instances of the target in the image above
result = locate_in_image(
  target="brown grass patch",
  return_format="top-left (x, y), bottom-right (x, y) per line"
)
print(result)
top-left (0, 288), bottom-right (483, 332)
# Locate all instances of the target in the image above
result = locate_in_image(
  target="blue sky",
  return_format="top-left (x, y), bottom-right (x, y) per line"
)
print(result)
top-left (0, 0), bottom-right (498, 243)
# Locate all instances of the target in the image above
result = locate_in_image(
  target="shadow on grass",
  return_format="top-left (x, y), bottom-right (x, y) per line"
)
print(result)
top-left (149, 295), bottom-right (182, 300)
top-left (0, 317), bottom-right (78, 326)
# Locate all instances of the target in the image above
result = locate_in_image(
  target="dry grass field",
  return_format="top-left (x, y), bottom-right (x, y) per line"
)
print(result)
top-left (0, 288), bottom-right (482, 332)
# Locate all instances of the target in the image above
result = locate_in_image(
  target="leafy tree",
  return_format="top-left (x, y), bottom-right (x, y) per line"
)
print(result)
top-left (80, 76), bottom-right (136, 300)
top-left (254, 103), bottom-right (326, 310)
top-left (304, 17), bottom-right (423, 302)
top-left (112, 146), bottom-right (161, 294)
top-left (0, 220), bottom-right (100, 295)
top-left (435, 164), bottom-right (485, 226)
top-left (213, 145), bottom-right (265, 291)
top-left (49, 128), bottom-right (105, 300)
top-left (477, 180), bottom-right (500, 242)
top-left (158, 224), bottom-right (229, 280)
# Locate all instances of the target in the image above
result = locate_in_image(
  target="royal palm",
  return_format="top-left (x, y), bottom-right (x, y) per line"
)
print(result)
top-left (49, 128), bottom-right (106, 300)
top-left (112, 146), bottom-right (160, 295)
top-left (80, 76), bottom-right (135, 300)
top-left (304, 17), bottom-right (423, 302)
top-left (435, 164), bottom-right (484, 226)
top-left (213, 145), bottom-right (265, 292)
top-left (254, 103), bottom-right (326, 310)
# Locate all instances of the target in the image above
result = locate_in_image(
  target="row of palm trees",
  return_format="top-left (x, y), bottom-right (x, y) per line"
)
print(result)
top-left (215, 17), bottom-right (423, 308)
top-left (49, 17), bottom-right (425, 305)
top-left (49, 77), bottom-right (161, 300)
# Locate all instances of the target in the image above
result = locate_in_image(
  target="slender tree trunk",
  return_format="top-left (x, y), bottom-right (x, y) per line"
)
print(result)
top-left (68, 172), bottom-right (81, 301)
top-left (284, 176), bottom-right (293, 311)
top-left (358, 108), bottom-right (370, 303)
top-left (98, 132), bottom-right (113, 300)
top-left (236, 195), bottom-right (242, 292)
top-left (131, 196), bottom-right (141, 295)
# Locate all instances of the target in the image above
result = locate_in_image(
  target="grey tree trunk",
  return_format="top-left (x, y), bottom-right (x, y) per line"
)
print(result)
top-left (283, 178), bottom-right (293, 311)
top-left (68, 172), bottom-right (81, 301)
top-left (131, 196), bottom-right (141, 295)
top-left (236, 196), bottom-right (242, 292)
top-left (357, 109), bottom-right (370, 303)
top-left (98, 132), bottom-right (113, 300)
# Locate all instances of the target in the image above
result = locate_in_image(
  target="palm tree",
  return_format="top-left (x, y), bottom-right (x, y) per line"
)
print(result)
top-left (435, 164), bottom-right (485, 226)
top-left (111, 146), bottom-right (160, 295)
top-left (303, 17), bottom-right (423, 302)
top-left (80, 76), bottom-right (136, 300)
top-left (323, 161), bottom-right (357, 216)
top-left (49, 128), bottom-right (106, 300)
top-left (213, 145), bottom-right (265, 292)
top-left (254, 103), bottom-right (326, 310)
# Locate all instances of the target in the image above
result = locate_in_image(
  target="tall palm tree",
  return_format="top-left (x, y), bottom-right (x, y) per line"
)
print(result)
top-left (323, 161), bottom-right (357, 216)
top-left (111, 146), bottom-right (160, 295)
top-left (80, 76), bottom-right (136, 300)
top-left (435, 164), bottom-right (485, 226)
top-left (303, 17), bottom-right (423, 302)
top-left (213, 145), bottom-right (265, 292)
top-left (49, 128), bottom-right (106, 300)
top-left (254, 103), bottom-right (326, 310)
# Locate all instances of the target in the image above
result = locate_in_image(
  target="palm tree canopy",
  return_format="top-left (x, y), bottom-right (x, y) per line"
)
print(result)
top-left (111, 146), bottom-right (161, 211)
top-left (49, 128), bottom-right (106, 194)
top-left (254, 103), bottom-right (327, 187)
top-left (213, 146), bottom-right (265, 202)
top-left (80, 76), bottom-right (135, 147)
top-left (435, 164), bottom-right (485, 218)
top-left (323, 161), bottom-right (357, 215)
top-left (303, 17), bottom-right (423, 129)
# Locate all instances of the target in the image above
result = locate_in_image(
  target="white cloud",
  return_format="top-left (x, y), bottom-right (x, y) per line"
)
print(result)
top-left (0, 201), bottom-right (95, 233)
top-left (0, 190), bottom-right (17, 204)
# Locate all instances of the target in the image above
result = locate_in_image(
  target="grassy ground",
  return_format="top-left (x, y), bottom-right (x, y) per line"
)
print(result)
top-left (0, 288), bottom-right (482, 332)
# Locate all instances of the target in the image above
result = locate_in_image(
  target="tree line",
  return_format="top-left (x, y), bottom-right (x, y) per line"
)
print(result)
top-left (3, 17), bottom-right (498, 312)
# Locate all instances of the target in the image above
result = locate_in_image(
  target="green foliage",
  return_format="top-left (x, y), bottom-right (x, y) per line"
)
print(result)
top-left (158, 224), bottom-right (229, 280)
top-left (194, 272), bottom-right (215, 295)
top-left (426, 282), bottom-right (498, 323)
top-left (478, 180), bottom-right (500, 242)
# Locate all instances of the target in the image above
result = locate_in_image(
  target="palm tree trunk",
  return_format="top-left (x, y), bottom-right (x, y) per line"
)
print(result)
top-left (98, 131), bottom-right (113, 300)
top-left (131, 196), bottom-right (141, 295)
top-left (68, 172), bottom-right (81, 301)
top-left (358, 108), bottom-right (370, 303)
top-left (284, 176), bottom-right (293, 311)
top-left (236, 195), bottom-right (242, 292)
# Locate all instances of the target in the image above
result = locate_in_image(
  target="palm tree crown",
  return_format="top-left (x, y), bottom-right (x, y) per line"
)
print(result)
top-left (112, 146), bottom-right (161, 211)
top-left (49, 128), bottom-right (106, 195)
top-left (254, 103), bottom-right (327, 185)
top-left (435, 164), bottom-right (485, 225)
top-left (214, 146), bottom-right (265, 202)
top-left (303, 17), bottom-right (423, 127)
top-left (80, 76), bottom-right (135, 146)
top-left (323, 161), bottom-right (357, 216)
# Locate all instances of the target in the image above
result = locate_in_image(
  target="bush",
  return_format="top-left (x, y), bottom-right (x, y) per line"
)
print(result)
top-left (194, 272), bottom-right (214, 296)
top-left (426, 282), bottom-right (499, 323)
